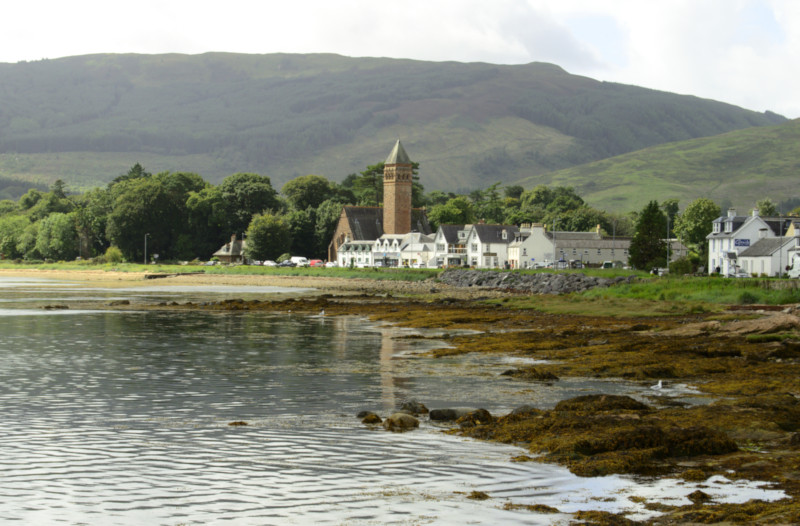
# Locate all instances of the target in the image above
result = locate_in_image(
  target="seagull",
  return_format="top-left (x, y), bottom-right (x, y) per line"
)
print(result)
top-left (318, 309), bottom-right (325, 317)
top-left (651, 380), bottom-right (663, 390)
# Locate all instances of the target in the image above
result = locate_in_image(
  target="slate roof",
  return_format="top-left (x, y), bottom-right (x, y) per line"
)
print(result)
top-left (342, 206), bottom-right (432, 241)
top-left (738, 237), bottom-right (794, 257)
top-left (385, 139), bottom-right (411, 164)
top-left (471, 224), bottom-right (519, 243)
top-left (437, 224), bottom-right (466, 244)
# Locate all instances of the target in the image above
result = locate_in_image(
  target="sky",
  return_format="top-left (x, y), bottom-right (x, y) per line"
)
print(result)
top-left (3, 0), bottom-right (798, 118)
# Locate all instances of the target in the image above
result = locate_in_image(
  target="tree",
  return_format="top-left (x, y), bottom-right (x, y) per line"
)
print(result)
top-left (245, 213), bottom-right (292, 261)
top-left (218, 173), bottom-right (281, 235)
top-left (0, 215), bottom-right (30, 259)
top-left (661, 198), bottom-right (679, 237)
top-left (284, 207), bottom-right (316, 257)
top-left (674, 198), bottom-right (721, 247)
top-left (282, 175), bottom-right (334, 210)
top-left (428, 197), bottom-right (475, 229)
top-left (314, 199), bottom-right (344, 259)
top-left (628, 200), bottom-right (667, 270)
top-left (35, 212), bottom-right (78, 261)
top-left (756, 197), bottom-right (778, 216)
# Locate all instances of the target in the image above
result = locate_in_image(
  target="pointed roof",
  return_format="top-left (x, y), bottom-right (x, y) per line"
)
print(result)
top-left (385, 139), bottom-right (411, 165)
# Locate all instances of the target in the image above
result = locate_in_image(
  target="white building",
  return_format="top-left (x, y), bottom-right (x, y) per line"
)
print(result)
top-left (508, 223), bottom-right (632, 269)
top-left (707, 208), bottom-right (791, 276)
top-left (336, 232), bottom-right (434, 268)
top-left (430, 224), bottom-right (517, 268)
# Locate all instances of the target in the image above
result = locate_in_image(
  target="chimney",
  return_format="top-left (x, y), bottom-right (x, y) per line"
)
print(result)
top-left (728, 208), bottom-right (737, 218)
top-left (752, 208), bottom-right (759, 217)
top-left (759, 228), bottom-right (768, 239)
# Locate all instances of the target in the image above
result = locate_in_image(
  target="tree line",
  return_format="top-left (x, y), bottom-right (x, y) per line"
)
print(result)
top-left (0, 160), bottom-right (785, 269)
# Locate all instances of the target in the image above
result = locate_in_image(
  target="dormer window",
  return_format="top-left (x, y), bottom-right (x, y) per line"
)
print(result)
top-left (725, 221), bottom-right (732, 233)
top-left (502, 230), bottom-right (508, 240)
top-left (713, 223), bottom-right (721, 234)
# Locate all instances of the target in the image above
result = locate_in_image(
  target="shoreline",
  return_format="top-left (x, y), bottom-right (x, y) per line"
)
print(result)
top-left (2, 267), bottom-right (798, 523)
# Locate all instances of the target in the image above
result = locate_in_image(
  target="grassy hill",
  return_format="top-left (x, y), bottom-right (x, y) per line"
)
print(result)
top-left (0, 53), bottom-right (783, 196)
top-left (514, 118), bottom-right (800, 212)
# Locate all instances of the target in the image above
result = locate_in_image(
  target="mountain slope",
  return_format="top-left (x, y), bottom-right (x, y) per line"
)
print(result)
top-left (0, 52), bottom-right (785, 193)
top-left (514, 118), bottom-right (800, 212)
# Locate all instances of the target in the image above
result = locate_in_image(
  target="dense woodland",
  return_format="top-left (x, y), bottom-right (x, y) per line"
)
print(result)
top-left (0, 160), bottom-right (786, 271)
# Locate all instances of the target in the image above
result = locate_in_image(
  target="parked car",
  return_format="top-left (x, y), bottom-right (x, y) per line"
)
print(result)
top-left (309, 259), bottom-right (324, 267)
top-left (324, 261), bottom-right (338, 268)
top-left (727, 270), bottom-right (750, 278)
top-left (290, 256), bottom-right (309, 267)
top-left (278, 260), bottom-right (296, 267)
top-left (262, 260), bottom-right (277, 267)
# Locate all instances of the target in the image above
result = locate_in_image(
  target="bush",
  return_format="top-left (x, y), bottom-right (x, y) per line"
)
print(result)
top-left (669, 257), bottom-right (693, 276)
top-left (738, 291), bottom-right (759, 304)
top-left (104, 246), bottom-right (124, 264)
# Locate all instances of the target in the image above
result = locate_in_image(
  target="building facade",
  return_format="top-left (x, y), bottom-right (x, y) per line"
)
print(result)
top-left (327, 140), bottom-right (431, 262)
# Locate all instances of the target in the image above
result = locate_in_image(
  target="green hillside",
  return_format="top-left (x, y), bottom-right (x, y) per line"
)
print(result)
top-left (0, 53), bottom-right (783, 194)
top-left (514, 118), bottom-right (800, 212)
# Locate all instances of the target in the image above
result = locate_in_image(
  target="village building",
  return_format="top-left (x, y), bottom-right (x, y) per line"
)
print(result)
top-left (327, 140), bottom-right (432, 262)
top-left (212, 233), bottom-right (246, 264)
top-left (707, 208), bottom-right (792, 276)
top-left (508, 223), bottom-right (632, 269)
top-left (431, 224), bottom-right (469, 267)
top-left (735, 220), bottom-right (800, 277)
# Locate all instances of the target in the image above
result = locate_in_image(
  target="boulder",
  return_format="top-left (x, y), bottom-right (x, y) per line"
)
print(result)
top-left (429, 408), bottom-right (477, 421)
top-left (400, 399), bottom-right (429, 415)
top-left (361, 412), bottom-right (382, 425)
top-left (382, 413), bottom-right (419, 432)
top-left (456, 408), bottom-right (495, 428)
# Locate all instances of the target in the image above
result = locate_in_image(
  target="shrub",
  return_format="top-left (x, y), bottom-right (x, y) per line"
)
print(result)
top-left (737, 291), bottom-right (759, 304)
top-left (104, 246), bottom-right (124, 264)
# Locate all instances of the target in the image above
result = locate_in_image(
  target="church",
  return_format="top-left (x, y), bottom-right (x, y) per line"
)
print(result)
top-left (327, 140), bottom-right (432, 262)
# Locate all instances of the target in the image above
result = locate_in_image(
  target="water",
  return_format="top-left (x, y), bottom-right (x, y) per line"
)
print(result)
top-left (0, 277), bottom-right (785, 524)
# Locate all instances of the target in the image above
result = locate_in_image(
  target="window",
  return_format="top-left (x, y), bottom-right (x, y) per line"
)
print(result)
top-left (437, 243), bottom-right (445, 251)
top-left (713, 223), bottom-right (721, 233)
top-left (522, 248), bottom-right (527, 256)
top-left (471, 244), bottom-right (478, 252)
top-left (725, 221), bottom-right (732, 233)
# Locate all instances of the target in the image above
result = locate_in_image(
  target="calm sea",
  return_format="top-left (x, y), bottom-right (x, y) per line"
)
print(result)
top-left (0, 277), bottom-right (783, 524)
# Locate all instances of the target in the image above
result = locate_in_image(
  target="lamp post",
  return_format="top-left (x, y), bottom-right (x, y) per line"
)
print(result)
top-left (144, 233), bottom-right (149, 265)
top-left (666, 215), bottom-right (670, 269)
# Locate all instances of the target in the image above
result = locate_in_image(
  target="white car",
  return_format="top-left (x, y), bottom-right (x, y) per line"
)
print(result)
top-left (262, 260), bottom-right (277, 267)
top-left (324, 261), bottom-right (338, 268)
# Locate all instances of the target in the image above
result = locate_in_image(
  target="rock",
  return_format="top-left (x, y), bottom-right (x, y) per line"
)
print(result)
top-left (436, 269), bottom-right (624, 295)
top-left (400, 399), bottom-right (429, 415)
top-left (687, 489), bottom-right (712, 504)
top-left (457, 408), bottom-right (495, 428)
top-left (382, 413), bottom-right (419, 432)
top-left (555, 395), bottom-right (651, 412)
top-left (107, 300), bottom-right (130, 306)
top-left (429, 408), bottom-right (477, 421)
top-left (467, 491), bottom-right (490, 500)
top-left (361, 413), bottom-right (382, 425)
top-left (227, 421), bottom-right (248, 426)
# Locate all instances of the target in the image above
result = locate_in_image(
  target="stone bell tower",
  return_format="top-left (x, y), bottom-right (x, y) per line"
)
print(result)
top-left (383, 140), bottom-right (413, 235)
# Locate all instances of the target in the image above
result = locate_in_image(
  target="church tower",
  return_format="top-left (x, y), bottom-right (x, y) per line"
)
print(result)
top-left (383, 140), bottom-right (413, 235)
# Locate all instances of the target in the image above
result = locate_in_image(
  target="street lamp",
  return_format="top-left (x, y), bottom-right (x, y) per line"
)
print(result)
top-left (144, 233), bottom-right (150, 265)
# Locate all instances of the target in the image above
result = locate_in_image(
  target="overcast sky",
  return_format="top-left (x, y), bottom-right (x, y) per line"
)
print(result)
top-left (3, 0), bottom-right (798, 118)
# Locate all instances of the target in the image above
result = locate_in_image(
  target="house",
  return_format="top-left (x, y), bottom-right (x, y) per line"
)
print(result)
top-left (508, 223), bottom-right (632, 269)
top-left (707, 208), bottom-right (792, 275)
top-left (431, 224), bottom-right (468, 267)
top-left (327, 140), bottom-right (432, 262)
top-left (737, 220), bottom-right (800, 277)
top-left (465, 224), bottom-right (519, 268)
top-left (213, 234), bottom-right (246, 264)
top-left (336, 231), bottom-right (434, 268)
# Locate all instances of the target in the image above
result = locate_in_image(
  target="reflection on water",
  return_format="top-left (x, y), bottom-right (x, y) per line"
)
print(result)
top-left (0, 277), bottom-right (785, 524)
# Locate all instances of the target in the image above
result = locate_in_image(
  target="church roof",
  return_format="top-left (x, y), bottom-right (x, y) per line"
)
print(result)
top-left (341, 205), bottom-right (432, 241)
top-left (385, 139), bottom-right (411, 165)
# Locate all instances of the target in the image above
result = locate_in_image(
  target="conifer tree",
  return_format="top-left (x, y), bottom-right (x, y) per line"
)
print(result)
top-left (629, 200), bottom-right (667, 270)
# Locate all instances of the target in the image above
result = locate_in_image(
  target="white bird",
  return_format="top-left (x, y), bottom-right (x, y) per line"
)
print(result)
top-left (651, 380), bottom-right (663, 390)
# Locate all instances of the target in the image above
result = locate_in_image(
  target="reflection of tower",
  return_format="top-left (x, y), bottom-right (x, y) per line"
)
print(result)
top-left (379, 329), bottom-right (400, 413)
top-left (383, 140), bottom-right (413, 235)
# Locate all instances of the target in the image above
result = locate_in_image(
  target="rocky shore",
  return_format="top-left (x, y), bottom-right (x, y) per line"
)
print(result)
top-left (437, 268), bottom-right (635, 294)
